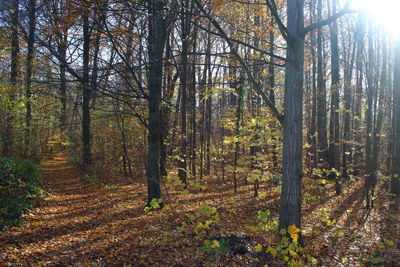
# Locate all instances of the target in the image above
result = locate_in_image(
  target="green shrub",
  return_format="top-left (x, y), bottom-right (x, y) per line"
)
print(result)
top-left (0, 158), bottom-right (48, 230)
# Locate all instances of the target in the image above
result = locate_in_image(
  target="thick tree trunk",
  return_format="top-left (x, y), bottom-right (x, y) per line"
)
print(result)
top-left (278, 0), bottom-right (304, 233)
top-left (146, 0), bottom-right (168, 203)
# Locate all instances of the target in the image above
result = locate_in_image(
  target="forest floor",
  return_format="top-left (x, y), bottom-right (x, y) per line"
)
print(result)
top-left (0, 153), bottom-right (399, 266)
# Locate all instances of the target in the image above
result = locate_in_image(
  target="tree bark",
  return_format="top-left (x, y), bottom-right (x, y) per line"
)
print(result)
top-left (81, 1), bottom-right (92, 167)
top-left (146, 0), bottom-right (168, 204)
top-left (278, 0), bottom-right (305, 233)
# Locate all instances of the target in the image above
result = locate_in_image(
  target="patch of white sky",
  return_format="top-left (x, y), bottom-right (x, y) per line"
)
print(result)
top-left (350, 0), bottom-right (400, 39)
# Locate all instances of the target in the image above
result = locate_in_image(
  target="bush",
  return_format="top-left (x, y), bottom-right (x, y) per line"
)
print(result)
top-left (0, 158), bottom-right (48, 230)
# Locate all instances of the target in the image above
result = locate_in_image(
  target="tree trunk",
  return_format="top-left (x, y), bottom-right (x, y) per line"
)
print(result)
top-left (391, 41), bottom-right (400, 196)
top-left (278, 0), bottom-right (305, 233)
top-left (328, 0), bottom-right (341, 194)
top-left (364, 23), bottom-right (375, 209)
top-left (81, 2), bottom-right (91, 167)
top-left (4, 0), bottom-right (19, 157)
top-left (58, 28), bottom-right (68, 132)
top-left (200, 27), bottom-right (211, 180)
top-left (24, 0), bottom-right (36, 157)
top-left (146, 0), bottom-right (168, 203)
top-left (353, 16), bottom-right (365, 176)
top-left (189, 30), bottom-right (197, 180)
top-left (268, 15), bottom-right (278, 171)
top-left (309, 0), bottom-right (318, 170)
top-left (178, 0), bottom-right (189, 184)
top-left (205, 56), bottom-right (212, 176)
top-left (342, 31), bottom-right (355, 179)
top-left (233, 77), bottom-right (244, 194)
top-left (316, 0), bottom-right (328, 168)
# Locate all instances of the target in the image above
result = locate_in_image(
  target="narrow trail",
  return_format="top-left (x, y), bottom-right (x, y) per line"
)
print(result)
top-left (0, 154), bottom-right (147, 266)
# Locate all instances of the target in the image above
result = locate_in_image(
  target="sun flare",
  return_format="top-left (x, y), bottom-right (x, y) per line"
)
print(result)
top-left (351, 0), bottom-right (400, 38)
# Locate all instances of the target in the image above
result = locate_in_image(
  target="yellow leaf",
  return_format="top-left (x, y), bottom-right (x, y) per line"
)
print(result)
top-left (266, 246), bottom-right (278, 258)
top-left (254, 243), bottom-right (263, 252)
top-left (211, 240), bottom-right (220, 248)
top-left (281, 236), bottom-right (290, 244)
top-left (288, 225), bottom-right (301, 241)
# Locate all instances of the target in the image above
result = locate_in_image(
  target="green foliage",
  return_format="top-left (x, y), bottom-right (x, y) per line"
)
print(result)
top-left (361, 256), bottom-right (385, 266)
top-left (166, 173), bottom-right (203, 194)
top-left (265, 226), bottom-right (317, 267)
top-left (302, 192), bottom-right (317, 205)
top-left (201, 238), bottom-right (230, 255)
top-left (0, 158), bottom-right (47, 230)
top-left (269, 174), bottom-right (282, 185)
top-left (179, 205), bottom-right (220, 240)
top-left (82, 174), bottom-right (100, 185)
top-left (361, 239), bottom-right (399, 266)
top-left (144, 198), bottom-right (163, 212)
top-left (247, 209), bottom-right (277, 234)
top-left (256, 210), bottom-right (278, 232)
top-left (318, 208), bottom-right (336, 228)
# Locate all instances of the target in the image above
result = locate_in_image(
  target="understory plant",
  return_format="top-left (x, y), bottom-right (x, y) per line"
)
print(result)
top-left (0, 158), bottom-right (48, 230)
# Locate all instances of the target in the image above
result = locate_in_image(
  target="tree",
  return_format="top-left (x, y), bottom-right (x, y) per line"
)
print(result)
top-left (316, 0), bottom-right (328, 167)
top-left (146, 0), bottom-right (172, 204)
top-left (24, 0), bottom-right (36, 157)
top-left (268, 0), bottom-right (351, 233)
top-left (81, 0), bottom-right (91, 167)
top-left (277, 0), bottom-right (305, 233)
top-left (4, 0), bottom-right (19, 157)
top-left (391, 41), bottom-right (400, 196)
top-left (178, 0), bottom-right (189, 184)
top-left (328, 0), bottom-right (341, 194)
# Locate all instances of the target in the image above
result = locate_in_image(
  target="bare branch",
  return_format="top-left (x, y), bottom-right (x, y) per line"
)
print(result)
top-left (265, 0), bottom-right (289, 42)
top-left (302, 0), bottom-right (352, 35)
top-left (194, 0), bottom-right (283, 124)
top-left (192, 20), bottom-right (287, 64)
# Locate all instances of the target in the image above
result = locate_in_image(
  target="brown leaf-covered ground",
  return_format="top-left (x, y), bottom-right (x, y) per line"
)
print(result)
top-left (0, 154), bottom-right (399, 266)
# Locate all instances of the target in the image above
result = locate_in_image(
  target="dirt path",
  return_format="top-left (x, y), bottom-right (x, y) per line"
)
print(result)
top-left (0, 154), bottom-right (147, 266)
